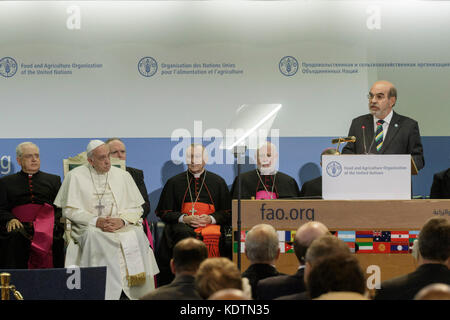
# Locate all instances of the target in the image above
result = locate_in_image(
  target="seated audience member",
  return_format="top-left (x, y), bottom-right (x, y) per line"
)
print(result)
top-left (375, 217), bottom-right (450, 300)
top-left (414, 283), bottom-right (450, 300)
top-left (195, 257), bottom-right (243, 299)
top-left (231, 142), bottom-right (300, 200)
top-left (299, 148), bottom-right (338, 199)
top-left (430, 167), bottom-right (450, 199)
top-left (306, 254), bottom-right (368, 300)
top-left (140, 237), bottom-right (208, 300)
top-left (256, 221), bottom-right (329, 300)
top-left (276, 235), bottom-right (351, 300)
top-left (241, 224), bottom-right (283, 299)
top-left (0, 142), bottom-right (64, 269)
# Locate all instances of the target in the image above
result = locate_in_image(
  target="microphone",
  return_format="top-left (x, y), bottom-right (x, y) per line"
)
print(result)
top-left (366, 121), bottom-right (382, 154)
top-left (362, 125), bottom-right (368, 154)
top-left (331, 136), bottom-right (356, 144)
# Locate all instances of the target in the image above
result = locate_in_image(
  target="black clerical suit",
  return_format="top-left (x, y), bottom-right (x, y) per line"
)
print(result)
top-left (430, 168), bottom-right (450, 199)
top-left (155, 170), bottom-right (231, 286)
top-left (299, 176), bottom-right (322, 199)
top-left (231, 170), bottom-right (300, 199)
top-left (0, 170), bottom-right (64, 269)
top-left (341, 111), bottom-right (425, 171)
top-left (126, 166), bottom-right (150, 216)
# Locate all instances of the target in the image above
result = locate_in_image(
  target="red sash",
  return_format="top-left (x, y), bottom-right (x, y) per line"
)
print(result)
top-left (11, 203), bottom-right (54, 269)
top-left (181, 202), bottom-right (221, 257)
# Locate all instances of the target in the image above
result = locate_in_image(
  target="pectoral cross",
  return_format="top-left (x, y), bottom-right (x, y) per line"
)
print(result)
top-left (189, 206), bottom-right (197, 215)
top-left (95, 200), bottom-right (105, 216)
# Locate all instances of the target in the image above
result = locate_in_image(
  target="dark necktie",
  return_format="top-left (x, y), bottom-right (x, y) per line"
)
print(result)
top-left (375, 119), bottom-right (385, 152)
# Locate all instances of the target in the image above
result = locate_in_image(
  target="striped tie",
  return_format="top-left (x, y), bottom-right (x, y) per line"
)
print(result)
top-left (375, 120), bottom-right (384, 152)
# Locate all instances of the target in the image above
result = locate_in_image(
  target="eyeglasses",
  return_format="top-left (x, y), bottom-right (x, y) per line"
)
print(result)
top-left (367, 93), bottom-right (385, 101)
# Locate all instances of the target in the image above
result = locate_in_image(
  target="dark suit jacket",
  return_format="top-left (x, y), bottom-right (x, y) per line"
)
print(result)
top-left (341, 111), bottom-right (425, 171)
top-left (275, 291), bottom-right (310, 300)
top-left (430, 168), bottom-right (450, 199)
top-left (126, 167), bottom-right (150, 216)
top-left (299, 176), bottom-right (322, 199)
top-left (140, 274), bottom-right (202, 300)
top-left (374, 263), bottom-right (450, 300)
top-left (242, 263), bottom-right (284, 300)
top-left (256, 267), bottom-right (306, 300)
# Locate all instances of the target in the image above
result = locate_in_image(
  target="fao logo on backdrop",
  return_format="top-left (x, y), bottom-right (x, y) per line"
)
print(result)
top-left (0, 57), bottom-right (18, 78)
top-left (326, 161), bottom-right (343, 177)
top-left (138, 57), bottom-right (158, 77)
top-left (279, 56), bottom-right (298, 76)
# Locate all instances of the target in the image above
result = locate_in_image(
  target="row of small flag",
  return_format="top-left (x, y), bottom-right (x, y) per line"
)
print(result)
top-left (233, 230), bottom-right (420, 254)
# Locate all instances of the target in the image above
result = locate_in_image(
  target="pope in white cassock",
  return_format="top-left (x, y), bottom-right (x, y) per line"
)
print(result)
top-left (54, 140), bottom-right (159, 300)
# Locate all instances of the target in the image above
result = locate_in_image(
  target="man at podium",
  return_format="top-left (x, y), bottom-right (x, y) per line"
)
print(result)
top-left (342, 80), bottom-right (424, 171)
top-left (231, 142), bottom-right (300, 199)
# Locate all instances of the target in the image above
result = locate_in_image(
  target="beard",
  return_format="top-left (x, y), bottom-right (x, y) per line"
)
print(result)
top-left (258, 164), bottom-right (277, 175)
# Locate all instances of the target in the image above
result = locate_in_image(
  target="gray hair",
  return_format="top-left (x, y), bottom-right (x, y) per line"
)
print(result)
top-left (16, 142), bottom-right (39, 158)
top-left (245, 224), bottom-right (279, 263)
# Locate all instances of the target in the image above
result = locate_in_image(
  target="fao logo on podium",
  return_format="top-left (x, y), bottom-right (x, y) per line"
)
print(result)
top-left (0, 57), bottom-right (18, 78)
top-left (138, 57), bottom-right (158, 77)
top-left (279, 56), bottom-right (298, 77)
top-left (326, 161), bottom-right (342, 177)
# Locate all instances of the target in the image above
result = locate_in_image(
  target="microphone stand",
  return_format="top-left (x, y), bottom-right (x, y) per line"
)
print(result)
top-left (233, 145), bottom-right (247, 271)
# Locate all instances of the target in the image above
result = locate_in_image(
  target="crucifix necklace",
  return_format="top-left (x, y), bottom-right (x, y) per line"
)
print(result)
top-left (186, 170), bottom-right (206, 215)
top-left (256, 169), bottom-right (277, 199)
top-left (89, 167), bottom-right (109, 216)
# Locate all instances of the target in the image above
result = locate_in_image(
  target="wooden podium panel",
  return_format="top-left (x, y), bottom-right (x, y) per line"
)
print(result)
top-left (232, 199), bottom-right (450, 282)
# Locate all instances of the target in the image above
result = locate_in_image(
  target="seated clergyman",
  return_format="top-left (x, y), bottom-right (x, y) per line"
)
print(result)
top-left (54, 140), bottom-right (159, 300)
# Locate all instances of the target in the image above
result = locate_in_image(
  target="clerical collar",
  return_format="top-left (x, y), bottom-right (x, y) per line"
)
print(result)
top-left (20, 170), bottom-right (40, 177)
top-left (188, 169), bottom-right (205, 179)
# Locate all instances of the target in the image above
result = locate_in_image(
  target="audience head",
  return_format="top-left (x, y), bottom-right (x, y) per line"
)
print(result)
top-left (16, 142), bottom-right (40, 174)
top-left (293, 222), bottom-right (330, 265)
top-left (245, 224), bottom-right (280, 264)
top-left (170, 237), bottom-right (208, 275)
top-left (414, 283), bottom-right (450, 300)
top-left (307, 253), bottom-right (366, 299)
top-left (195, 257), bottom-right (243, 299)
top-left (106, 138), bottom-right (127, 161)
top-left (208, 288), bottom-right (250, 300)
top-left (418, 217), bottom-right (450, 264)
top-left (304, 235), bottom-right (351, 284)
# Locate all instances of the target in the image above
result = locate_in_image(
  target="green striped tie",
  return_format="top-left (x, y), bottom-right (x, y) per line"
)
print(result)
top-left (375, 120), bottom-right (385, 152)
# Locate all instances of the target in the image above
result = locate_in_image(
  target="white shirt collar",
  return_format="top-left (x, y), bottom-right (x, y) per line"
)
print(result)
top-left (373, 109), bottom-right (393, 126)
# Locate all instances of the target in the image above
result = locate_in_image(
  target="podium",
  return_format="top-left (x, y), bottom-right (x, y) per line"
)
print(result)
top-left (322, 154), bottom-right (413, 200)
top-left (232, 199), bottom-right (450, 285)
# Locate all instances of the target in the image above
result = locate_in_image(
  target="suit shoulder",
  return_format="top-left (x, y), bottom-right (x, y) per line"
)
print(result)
top-left (39, 171), bottom-right (61, 181)
top-left (277, 171), bottom-right (297, 182)
top-left (126, 166), bottom-right (143, 175)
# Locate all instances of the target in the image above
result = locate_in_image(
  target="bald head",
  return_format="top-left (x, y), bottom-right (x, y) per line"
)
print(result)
top-left (294, 222), bottom-right (330, 265)
top-left (414, 283), bottom-right (450, 300)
